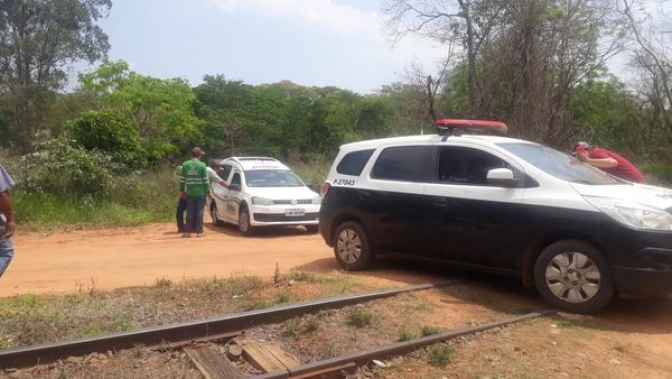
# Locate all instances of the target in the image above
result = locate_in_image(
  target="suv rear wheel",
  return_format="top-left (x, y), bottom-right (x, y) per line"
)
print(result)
top-left (534, 240), bottom-right (615, 314)
top-left (333, 221), bottom-right (374, 271)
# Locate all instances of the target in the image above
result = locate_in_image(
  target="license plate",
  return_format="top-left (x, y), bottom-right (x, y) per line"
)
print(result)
top-left (285, 208), bottom-right (305, 217)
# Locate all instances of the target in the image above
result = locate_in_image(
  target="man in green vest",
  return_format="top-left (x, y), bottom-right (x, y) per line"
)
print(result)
top-left (180, 147), bottom-right (210, 237)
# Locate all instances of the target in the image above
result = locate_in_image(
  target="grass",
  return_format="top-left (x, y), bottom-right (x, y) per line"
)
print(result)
top-left (397, 328), bottom-right (414, 342)
top-left (12, 168), bottom-right (177, 230)
top-left (427, 343), bottom-right (455, 368)
top-left (286, 153), bottom-right (331, 192)
top-left (285, 314), bottom-right (321, 338)
top-left (347, 308), bottom-right (376, 328)
top-left (421, 326), bottom-right (441, 336)
top-left (0, 272), bottom-right (367, 351)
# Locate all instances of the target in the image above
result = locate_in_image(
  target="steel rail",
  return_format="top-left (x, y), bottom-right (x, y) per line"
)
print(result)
top-left (253, 309), bottom-right (558, 379)
top-left (0, 282), bottom-right (450, 370)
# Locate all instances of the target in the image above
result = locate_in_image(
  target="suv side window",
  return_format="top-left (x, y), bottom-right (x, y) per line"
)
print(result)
top-left (231, 172), bottom-right (242, 186)
top-left (336, 149), bottom-right (374, 176)
top-left (437, 146), bottom-right (511, 185)
top-left (217, 164), bottom-right (233, 181)
top-left (371, 146), bottom-right (427, 182)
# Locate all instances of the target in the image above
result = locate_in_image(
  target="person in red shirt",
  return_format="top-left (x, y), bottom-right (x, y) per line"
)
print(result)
top-left (574, 142), bottom-right (646, 183)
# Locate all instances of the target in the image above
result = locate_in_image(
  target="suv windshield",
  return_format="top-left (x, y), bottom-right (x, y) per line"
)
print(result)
top-left (244, 169), bottom-right (305, 187)
top-left (498, 142), bottom-right (622, 185)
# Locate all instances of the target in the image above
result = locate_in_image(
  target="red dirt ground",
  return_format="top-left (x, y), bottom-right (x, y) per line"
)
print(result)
top-left (1, 222), bottom-right (336, 297)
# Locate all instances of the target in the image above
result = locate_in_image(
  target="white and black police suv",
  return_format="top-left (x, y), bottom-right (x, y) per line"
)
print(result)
top-left (318, 119), bottom-right (672, 314)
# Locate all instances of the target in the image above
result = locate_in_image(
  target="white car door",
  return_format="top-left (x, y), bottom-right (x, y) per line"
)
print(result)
top-left (224, 171), bottom-right (243, 224)
top-left (210, 164), bottom-right (232, 222)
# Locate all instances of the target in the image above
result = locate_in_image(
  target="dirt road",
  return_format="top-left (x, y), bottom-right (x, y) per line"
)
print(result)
top-left (1, 222), bottom-right (336, 297)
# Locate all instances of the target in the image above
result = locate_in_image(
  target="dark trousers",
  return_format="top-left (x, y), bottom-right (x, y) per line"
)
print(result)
top-left (176, 197), bottom-right (187, 232)
top-left (185, 196), bottom-right (206, 234)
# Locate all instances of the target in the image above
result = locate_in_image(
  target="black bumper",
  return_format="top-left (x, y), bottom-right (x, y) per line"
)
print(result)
top-left (613, 247), bottom-right (672, 298)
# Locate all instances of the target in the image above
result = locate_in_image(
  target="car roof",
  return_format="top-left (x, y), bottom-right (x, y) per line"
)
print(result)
top-left (338, 133), bottom-right (536, 152)
top-left (224, 156), bottom-right (290, 171)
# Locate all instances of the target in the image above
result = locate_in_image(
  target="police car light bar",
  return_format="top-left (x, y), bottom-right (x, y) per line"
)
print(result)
top-left (435, 118), bottom-right (508, 139)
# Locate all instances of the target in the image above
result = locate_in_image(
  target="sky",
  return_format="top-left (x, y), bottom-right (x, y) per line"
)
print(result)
top-left (89, 0), bottom-right (447, 94)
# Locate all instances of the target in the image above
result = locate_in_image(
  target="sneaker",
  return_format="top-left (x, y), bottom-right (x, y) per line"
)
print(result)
top-left (181, 233), bottom-right (191, 238)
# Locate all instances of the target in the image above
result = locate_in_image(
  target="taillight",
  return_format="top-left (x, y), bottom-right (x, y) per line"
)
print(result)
top-left (320, 182), bottom-right (331, 197)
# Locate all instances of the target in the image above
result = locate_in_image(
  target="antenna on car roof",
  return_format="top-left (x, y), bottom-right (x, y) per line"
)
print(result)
top-left (435, 119), bottom-right (508, 141)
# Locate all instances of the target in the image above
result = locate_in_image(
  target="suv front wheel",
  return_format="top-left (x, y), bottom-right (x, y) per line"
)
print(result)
top-left (238, 205), bottom-right (254, 236)
top-left (210, 204), bottom-right (222, 226)
top-left (333, 221), bottom-right (374, 271)
top-left (534, 240), bottom-right (615, 314)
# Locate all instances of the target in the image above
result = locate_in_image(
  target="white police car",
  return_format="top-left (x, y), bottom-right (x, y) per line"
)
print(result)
top-left (209, 157), bottom-right (321, 235)
top-left (318, 119), bottom-right (672, 313)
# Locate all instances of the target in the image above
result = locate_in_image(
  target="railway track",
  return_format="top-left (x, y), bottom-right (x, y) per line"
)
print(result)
top-left (0, 281), bottom-right (557, 378)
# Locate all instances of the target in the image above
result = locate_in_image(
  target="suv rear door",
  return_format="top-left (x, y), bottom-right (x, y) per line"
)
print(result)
top-left (363, 145), bottom-right (434, 256)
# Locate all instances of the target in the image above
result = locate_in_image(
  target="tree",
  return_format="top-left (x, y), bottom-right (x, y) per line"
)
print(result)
top-left (68, 110), bottom-right (145, 167)
top-left (80, 60), bottom-right (199, 161)
top-left (0, 0), bottom-right (111, 153)
top-left (620, 0), bottom-right (672, 131)
top-left (384, 0), bottom-right (508, 111)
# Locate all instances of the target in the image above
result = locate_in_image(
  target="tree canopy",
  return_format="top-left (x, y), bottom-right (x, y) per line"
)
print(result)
top-left (0, 0), bottom-right (111, 152)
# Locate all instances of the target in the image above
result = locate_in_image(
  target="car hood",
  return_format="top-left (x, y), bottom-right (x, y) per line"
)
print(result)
top-left (245, 186), bottom-right (319, 200)
top-left (570, 183), bottom-right (672, 211)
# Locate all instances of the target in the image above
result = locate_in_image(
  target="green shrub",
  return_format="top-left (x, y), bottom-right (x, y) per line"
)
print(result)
top-left (17, 138), bottom-right (123, 196)
top-left (285, 314), bottom-right (320, 338)
top-left (421, 326), bottom-right (441, 336)
top-left (68, 111), bottom-right (146, 167)
top-left (347, 308), bottom-right (375, 328)
top-left (12, 166), bottom-right (177, 228)
top-left (427, 344), bottom-right (455, 368)
top-left (398, 328), bottom-right (414, 342)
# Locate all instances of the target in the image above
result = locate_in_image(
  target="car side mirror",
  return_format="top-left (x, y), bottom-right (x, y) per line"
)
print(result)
top-left (486, 168), bottom-right (520, 187)
top-left (228, 183), bottom-right (241, 192)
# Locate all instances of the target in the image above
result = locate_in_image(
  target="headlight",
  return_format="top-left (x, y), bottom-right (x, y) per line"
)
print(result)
top-left (251, 196), bottom-right (273, 205)
top-left (311, 196), bottom-right (321, 204)
top-left (584, 196), bottom-right (672, 231)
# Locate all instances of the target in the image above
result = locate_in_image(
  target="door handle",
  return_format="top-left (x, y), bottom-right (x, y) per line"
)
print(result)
top-left (358, 191), bottom-right (373, 200)
top-left (432, 199), bottom-right (448, 207)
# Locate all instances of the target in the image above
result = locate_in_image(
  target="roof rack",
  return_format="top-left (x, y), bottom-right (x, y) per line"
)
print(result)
top-left (435, 119), bottom-right (508, 141)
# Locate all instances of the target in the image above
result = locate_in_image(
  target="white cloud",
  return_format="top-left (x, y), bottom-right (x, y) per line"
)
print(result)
top-left (208, 0), bottom-right (379, 34)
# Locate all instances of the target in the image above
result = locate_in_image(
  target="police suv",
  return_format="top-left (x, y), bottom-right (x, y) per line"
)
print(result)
top-left (209, 157), bottom-right (321, 235)
top-left (318, 119), bottom-right (672, 313)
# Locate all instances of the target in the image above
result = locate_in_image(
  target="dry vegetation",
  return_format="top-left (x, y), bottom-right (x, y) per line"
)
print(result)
top-left (1, 270), bottom-right (671, 379)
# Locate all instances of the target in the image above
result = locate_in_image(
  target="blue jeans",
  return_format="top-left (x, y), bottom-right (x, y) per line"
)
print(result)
top-left (185, 196), bottom-right (206, 234)
top-left (176, 197), bottom-right (187, 232)
top-left (0, 237), bottom-right (14, 279)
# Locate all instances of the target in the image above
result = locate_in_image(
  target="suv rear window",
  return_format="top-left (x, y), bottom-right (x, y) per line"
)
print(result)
top-left (336, 149), bottom-right (374, 176)
top-left (371, 146), bottom-right (427, 182)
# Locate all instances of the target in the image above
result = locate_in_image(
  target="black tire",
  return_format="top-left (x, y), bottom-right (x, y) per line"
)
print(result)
top-left (534, 240), bottom-right (615, 314)
top-left (210, 204), bottom-right (222, 226)
top-left (238, 205), bottom-right (254, 236)
top-left (332, 221), bottom-right (375, 271)
top-left (305, 224), bottom-right (319, 234)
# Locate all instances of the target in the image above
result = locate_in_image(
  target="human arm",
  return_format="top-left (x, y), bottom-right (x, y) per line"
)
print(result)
top-left (576, 152), bottom-right (618, 168)
top-left (179, 165), bottom-right (186, 194)
top-left (206, 167), bottom-right (228, 187)
top-left (0, 191), bottom-right (15, 238)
